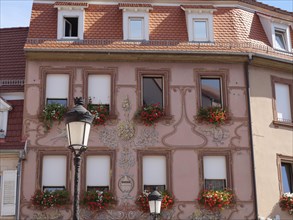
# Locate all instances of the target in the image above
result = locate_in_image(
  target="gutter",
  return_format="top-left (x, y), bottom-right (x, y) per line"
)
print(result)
top-left (245, 53), bottom-right (259, 219)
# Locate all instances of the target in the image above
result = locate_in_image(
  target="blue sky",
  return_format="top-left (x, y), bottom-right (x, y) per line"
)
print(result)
top-left (0, 0), bottom-right (292, 28)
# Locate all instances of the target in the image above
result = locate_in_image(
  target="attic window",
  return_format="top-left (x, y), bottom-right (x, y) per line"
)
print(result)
top-left (0, 98), bottom-right (12, 138)
top-left (275, 29), bottom-right (287, 51)
top-left (193, 19), bottom-right (208, 41)
top-left (129, 17), bottom-right (144, 40)
top-left (64, 17), bottom-right (78, 37)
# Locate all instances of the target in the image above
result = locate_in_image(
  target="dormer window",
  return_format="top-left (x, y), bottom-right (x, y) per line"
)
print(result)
top-left (119, 3), bottom-right (152, 41)
top-left (193, 19), bottom-right (208, 41)
top-left (129, 17), bottom-right (144, 40)
top-left (64, 17), bottom-right (78, 37)
top-left (0, 98), bottom-right (12, 138)
top-left (181, 5), bottom-right (216, 42)
top-left (274, 29), bottom-right (287, 51)
top-left (54, 2), bottom-right (88, 40)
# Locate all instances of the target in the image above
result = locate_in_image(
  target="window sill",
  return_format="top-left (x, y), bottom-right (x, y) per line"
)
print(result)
top-left (273, 120), bottom-right (293, 128)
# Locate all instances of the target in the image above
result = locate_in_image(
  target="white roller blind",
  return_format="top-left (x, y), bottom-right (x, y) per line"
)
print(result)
top-left (1, 170), bottom-right (17, 216)
top-left (86, 156), bottom-right (110, 187)
top-left (42, 156), bottom-right (66, 187)
top-left (143, 156), bottom-right (166, 186)
top-left (88, 75), bottom-right (111, 105)
top-left (46, 74), bottom-right (69, 99)
top-left (275, 83), bottom-right (292, 121)
top-left (204, 156), bottom-right (227, 179)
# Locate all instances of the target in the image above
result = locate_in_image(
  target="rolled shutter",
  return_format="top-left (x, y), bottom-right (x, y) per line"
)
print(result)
top-left (1, 170), bottom-right (17, 216)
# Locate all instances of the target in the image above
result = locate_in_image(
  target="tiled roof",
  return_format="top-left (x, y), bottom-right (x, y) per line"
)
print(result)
top-left (0, 27), bottom-right (28, 92)
top-left (0, 100), bottom-right (25, 150)
top-left (25, 4), bottom-right (292, 62)
top-left (54, 1), bottom-right (88, 7)
top-left (118, 3), bottom-right (152, 8)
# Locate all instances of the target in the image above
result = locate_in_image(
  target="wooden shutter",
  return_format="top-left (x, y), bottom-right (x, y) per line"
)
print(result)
top-left (1, 170), bottom-right (17, 216)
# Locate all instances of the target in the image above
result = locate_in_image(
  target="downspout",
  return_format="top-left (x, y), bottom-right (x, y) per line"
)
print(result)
top-left (245, 53), bottom-right (259, 219)
top-left (15, 140), bottom-right (27, 219)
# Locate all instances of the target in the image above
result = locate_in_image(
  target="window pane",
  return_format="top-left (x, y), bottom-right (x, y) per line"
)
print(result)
top-left (64, 17), bottom-right (78, 37)
top-left (143, 156), bottom-right (166, 186)
top-left (129, 18), bottom-right (143, 40)
top-left (87, 186), bottom-right (109, 192)
top-left (88, 75), bottom-right (111, 105)
top-left (144, 185), bottom-right (165, 192)
top-left (201, 78), bottom-right (222, 108)
top-left (143, 77), bottom-right (163, 108)
top-left (205, 179), bottom-right (226, 190)
top-left (275, 83), bottom-right (292, 122)
top-left (42, 156), bottom-right (66, 189)
top-left (275, 30), bottom-right (286, 50)
top-left (281, 163), bottom-right (293, 193)
top-left (194, 20), bottom-right (207, 40)
top-left (47, 99), bottom-right (67, 106)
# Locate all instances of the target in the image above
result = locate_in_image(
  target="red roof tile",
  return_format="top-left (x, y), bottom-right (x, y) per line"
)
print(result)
top-left (0, 27), bottom-right (28, 92)
top-left (0, 100), bottom-right (25, 150)
top-left (54, 1), bottom-right (88, 7)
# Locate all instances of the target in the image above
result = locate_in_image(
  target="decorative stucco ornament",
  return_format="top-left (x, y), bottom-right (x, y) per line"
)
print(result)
top-left (32, 210), bottom-right (63, 220)
top-left (118, 148), bottom-right (135, 172)
top-left (122, 96), bottom-right (131, 113)
top-left (189, 209), bottom-right (221, 220)
top-left (118, 175), bottom-right (134, 195)
top-left (199, 126), bottom-right (229, 146)
top-left (98, 127), bottom-right (118, 148)
top-left (117, 120), bottom-right (135, 141)
top-left (135, 127), bottom-right (159, 147)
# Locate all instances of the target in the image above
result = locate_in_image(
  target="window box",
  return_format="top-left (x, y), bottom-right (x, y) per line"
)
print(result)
top-left (136, 190), bottom-right (174, 212)
top-left (135, 104), bottom-right (164, 126)
top-left (279, 193), bottom-right (293, 215)
top-left (81, 190), bottom-right (116, 211)
top-left (31, 189), bottom-right (70, 210)
top-left (41, 103), bottom-right (68, 130)
top-left (196, 107), bottom-right (229, 126)
top-left (197, 189), bottom-right (235, 211)
top-left (87, 100), bottom-right (109, 126)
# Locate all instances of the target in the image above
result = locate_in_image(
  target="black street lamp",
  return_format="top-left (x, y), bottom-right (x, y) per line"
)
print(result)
top-left (65, 97), bottom-right (93, 220)
top-left (148, 187), bottom-right (162, 220)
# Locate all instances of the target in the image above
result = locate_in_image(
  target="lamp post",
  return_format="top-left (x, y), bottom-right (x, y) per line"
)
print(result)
top-left (148, 187), bottom-right (162, 220)
top-left (65, 97), bottom-right (93, 220)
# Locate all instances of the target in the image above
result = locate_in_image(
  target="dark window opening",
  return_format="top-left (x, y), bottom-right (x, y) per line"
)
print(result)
top-left (201, 78), bottom-right (222, 108)
top-left (47, 98), bottom-right (67, 106)
top-left (143, 77), bottom-right (163, 108)
top-left (87, 186), bottom-right (109, 192)
top-left (281, 162), bottom-right (293, 193)
top-left (205, 179), bottom-right (226, 190)
top-left (144, 185), bottom-right (165, 192)
top-left (64, 17), bottom-right (78, 37)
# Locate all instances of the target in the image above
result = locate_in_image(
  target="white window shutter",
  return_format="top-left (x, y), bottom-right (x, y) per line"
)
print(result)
top-left (86, 156), bottom-right (110, 187)
top-left (275, 83), bottom-right (292, 121)
top-left (88, 75), bottom-right (111, 105)
top-left (1, 170), bottom-right (17, 216)
top-left (46, 74), bottom-right (69, 99)
top-left (42, 156), bottom-right (66, 188)
top-left (143, 156), bottom-right (166, 186)
top-left (203, 156), bottom-right (227, 179)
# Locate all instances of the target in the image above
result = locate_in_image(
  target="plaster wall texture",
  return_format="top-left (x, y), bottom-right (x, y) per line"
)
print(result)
top-left (249, 65), bottom-right (293, 219)
top-left (20, 60), bottom-right (255, 219)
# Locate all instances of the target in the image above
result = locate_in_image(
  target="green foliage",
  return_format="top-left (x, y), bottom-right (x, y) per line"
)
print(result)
top-left (135, 104), bottom-right (164, 126)
top-left (41, 103), bottom-right (67, 130)
top-left (31, 190), bottom-right (69, 209)
top-left (82, 190), bottom-right (116, 211)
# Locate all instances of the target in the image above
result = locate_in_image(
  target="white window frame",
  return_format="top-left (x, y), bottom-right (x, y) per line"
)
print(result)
top-left (272, 23), bottom-right (291, 52)
top-left (45, 74), bottom-right (69, 106)
top-left (55, 5), bottom-right (87, 40)
top-left (120, 7), bottom-right (151, 41)
top-left (88, 74), bottom-right (111, 106)
top-left (182, 8), bottom-right (215, 42)
top-left (193, 19), bottom-right (209, 41)
top-left (0, 98), bottom-right (12, 138)
top-left (129, 17), bottom-right (144, 40)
